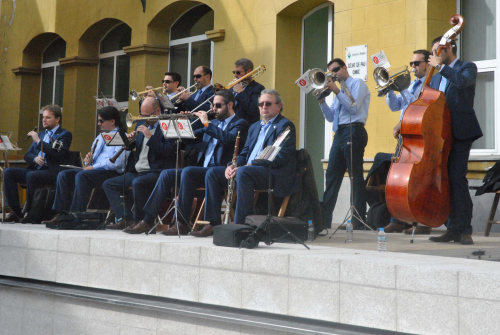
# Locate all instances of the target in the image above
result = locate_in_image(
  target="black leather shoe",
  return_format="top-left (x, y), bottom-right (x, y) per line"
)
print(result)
top-left (3, 212), bottom-right (21, 223)
top-left (429, 230), bottom-right (461, 243)
top-left (189, 225), bottom-right (214, 237)
top-left (461, 234), bottom-right (474, 245)
top-left (42, 214), bottom-right (60, 225)
top-left (124, 220), bottom-right (155, 234)
top-left (19, 216), bottom-right (31, 224)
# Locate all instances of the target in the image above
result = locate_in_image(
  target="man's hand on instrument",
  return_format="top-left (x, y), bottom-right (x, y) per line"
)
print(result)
top-left (128, 131), bottom-right (137, 139)
top-left (84, 152), bottom-right (92, 165)
top-left (178, 87), bottom-right (190, 101)
top-left (83, 166), bottom-right (94, 171)
top-left (325, 79), bottom-right (340, 95)
top-left (34, 156), bottom-right (45, 167)
top-left (145, 86), bottom-right (157, 98)
top-left (429, 50), bottom-right (443, 68)
top-left (225, 165), bottom-right (237, 179)
top-left (28, 131), bottom-right (40, 143)
top-left (137, 125), bottom-right (152, 139)
top-left (233, 83), bottom-right (244, 94)
top-left (194, 111), bottom-right (208, 124)
top-left (393, 121), bottom-right (401, 139)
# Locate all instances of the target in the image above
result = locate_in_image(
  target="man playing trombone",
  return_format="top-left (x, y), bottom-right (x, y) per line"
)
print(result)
top-left (177, 65), bottom-right (215, 112)
top-left (42, 106), bottom-right (128, 224)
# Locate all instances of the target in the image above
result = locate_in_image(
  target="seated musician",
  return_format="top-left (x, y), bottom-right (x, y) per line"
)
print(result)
top-left (124, 89), bottom-right (249, 235)
top-left (177, 65), bottom-right (215, 112)
top-left (104, 97), bottom-right (176, 230)
top-left (202, 89), bottom-right (298, 235)
top-left (143, 71), bottom-right (182, 113)
top-left (4, 105), bottom-right (72, 223)
top-left (42, 106), bottom-right (128, 224)
top-left (230, 58), bottom-right (265, 125)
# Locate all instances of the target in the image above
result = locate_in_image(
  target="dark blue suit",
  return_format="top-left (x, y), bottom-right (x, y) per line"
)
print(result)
top-left (183, 85), bottom-right (215, 112)
top-left (230, 80), bottom-right (265, 125)
top-left (142, 115), bottom-right (249, 226)
top-left (102, 121), bottom-right (176, 222)
top-left (4, 127), bottom-right (72, 215)
top-left (205, 113), bottom-right (298, 225)
top-left (430, 59), bottom-right (482, 235)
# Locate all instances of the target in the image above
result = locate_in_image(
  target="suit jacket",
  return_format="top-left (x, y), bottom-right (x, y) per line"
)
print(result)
top-left (191, 115), bottom-right (249, 167)
top-left (230, 80), bottom-right (265, 125)
top-left (24, 127), bottom-right (73, 175)
top-left (126, 121), bottom-right (176, 172)
top-left (183, 85), bottom-right (215, 112)
top-left (237, 113), bottom-right (298, 197)
top-left (429, 59), bottom-right (483, 141)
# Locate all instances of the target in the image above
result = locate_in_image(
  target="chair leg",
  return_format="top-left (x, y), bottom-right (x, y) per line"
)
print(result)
top-left (485, 193), bottom-right (500, 237)
top-left (192, 198), bottom-right (207, 231)
top-left (278, 196), bottom-right (290, 217)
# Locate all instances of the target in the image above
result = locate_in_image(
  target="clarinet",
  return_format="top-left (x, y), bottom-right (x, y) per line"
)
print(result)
top-left (223, 131), bottom-right (241, 225)
top-left (85, 140), bottom-right (99, 167)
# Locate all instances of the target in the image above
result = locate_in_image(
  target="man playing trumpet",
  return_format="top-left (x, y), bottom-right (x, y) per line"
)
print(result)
top-left (142, 72), bottom-right (183, 113)
top-left (177, 65), bottom-right (215, 112)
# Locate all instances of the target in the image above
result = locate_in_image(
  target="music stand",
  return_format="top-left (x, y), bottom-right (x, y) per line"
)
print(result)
top-left (0, 132), bottom-right (22, 223)
top-left (147, 118), bottom-right (195, 236)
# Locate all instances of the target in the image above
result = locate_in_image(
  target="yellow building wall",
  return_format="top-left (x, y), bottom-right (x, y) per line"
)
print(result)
top-left (0, 0), bottom-right (462, 161)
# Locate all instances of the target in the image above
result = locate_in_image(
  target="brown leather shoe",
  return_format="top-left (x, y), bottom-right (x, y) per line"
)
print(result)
top-left (161, 222), bottom-right (190, 236)
top-left (3, 212), bottom-right (21, 223)
top-left (461, 234), bottom-right (474, 245)
top-left (106, 219), bottom-right (127, 230)
top-left (404, 225), bottom-right (432, 235)
top-left (383, 222), bottom-right (408, 233)
top-left (189, 224), bottom-right (214, 237)
top-left (122, 221), bottom-right (139, 232)
top-left (124, 220), bottom-right (155, 235)
top-left (429, 229), bottom-right (461, 243)
top-left (19, 215), bottom-right (31, 224)
top-left (42, 214), bottom-right (60, 225)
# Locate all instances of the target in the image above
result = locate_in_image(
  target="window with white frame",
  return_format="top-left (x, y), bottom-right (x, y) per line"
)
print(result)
top-left (458, 0), bottom-right (498, 154)
top-left (39, 38), bottom-right (66, 127)
top-left (98, 23), bottom-right (131, 108)
top-left (169, 4), bottom-right (214, 87)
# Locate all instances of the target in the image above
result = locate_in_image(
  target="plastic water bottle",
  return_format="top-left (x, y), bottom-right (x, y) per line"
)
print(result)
top-left (307, 220), bottom-right (314, 242)
top-left (345, 219), bottom-right (353, 242)
top-left (378, 228), bottom-right (386, 252)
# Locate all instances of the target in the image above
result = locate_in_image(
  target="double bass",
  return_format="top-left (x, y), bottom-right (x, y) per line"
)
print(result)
top-left (385, 14), bottom-right (465, 227)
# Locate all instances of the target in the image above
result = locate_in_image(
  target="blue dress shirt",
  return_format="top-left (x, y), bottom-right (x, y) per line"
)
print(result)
top-left (91, 128), bottom-right (128, 172)
top-left (386, 76), bottom-right (426, 120)
top-left (248, 113), bottom-right (280, 162)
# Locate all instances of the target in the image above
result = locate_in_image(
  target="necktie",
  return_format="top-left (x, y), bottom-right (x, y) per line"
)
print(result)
top-left (149, 124), bottom-right (155, 131)
top-left (248, 122), bottom-right (272, 162)
top-left (332, 89), bottom-right (344, 132)
top-left (410, 79), bottom-right (421, 95)
top-left (204, 120), bottom-right (226, 167)
top-left (194, 90), bottom-right (201, 101)
top-left (37, 130), bottom-right (52, 169)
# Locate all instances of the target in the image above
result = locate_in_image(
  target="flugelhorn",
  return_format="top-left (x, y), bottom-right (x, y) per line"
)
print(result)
top-left (170, 84), bottom-right (198, 103)
top-left (373, 66), bottom-right (411, 96)
top-left (129, 87), bottom-right (164, 101)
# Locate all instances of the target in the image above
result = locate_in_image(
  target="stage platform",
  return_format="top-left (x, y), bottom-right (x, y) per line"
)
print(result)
top-left (1, 223), bottom-right (500, 335)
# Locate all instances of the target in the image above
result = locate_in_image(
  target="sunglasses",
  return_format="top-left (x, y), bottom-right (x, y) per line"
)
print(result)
top-left (330, 66), bottom-right (341, 73)
top-left (97, 119), bottom-right (106, 124)
top-left (410, 61), bottom-right (428, 66)
top-left (162, 80), bottom-right (172, 84)
top-left (258, 102), bottom-right (278, 107)
top-left (193, 74), bottom-right (206, 79)
top-left (214, 103), bottom-right (226, 109)
top-left (232, 70), bottom-right (245, 75)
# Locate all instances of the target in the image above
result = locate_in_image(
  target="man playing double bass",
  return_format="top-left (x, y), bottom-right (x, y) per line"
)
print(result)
top-left (428, 36), bottom-right (482, 245)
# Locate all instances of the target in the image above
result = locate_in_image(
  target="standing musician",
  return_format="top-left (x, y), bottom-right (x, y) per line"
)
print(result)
top-left (384, 49), bottom-right (433, 235)
top-left (104, 97), bottom-right (177, 230)
top-left (143, 72), bottom-right (182, 113)
top-left (42, 106), bottom-right (128, 224)
top-left (177, 65), bottom-right (215, 112)
top-left (230, 58), bottom-right (265, 125)
top-left (428, 36), bottom-right (482, 245)
top-left (318, 58), bottom-right (370, 229)
top-left (204, 89), bottom-right (298, 231)
top-left (125, 90), bottom-right (249, 235)
top-left (3, 105), bottom-right (73, 223)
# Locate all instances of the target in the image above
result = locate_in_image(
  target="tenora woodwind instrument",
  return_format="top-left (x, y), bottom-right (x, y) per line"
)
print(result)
top-left (223, 131), bottom-right (241, 225)
top-left (85, 140), bottom-right (99, 167)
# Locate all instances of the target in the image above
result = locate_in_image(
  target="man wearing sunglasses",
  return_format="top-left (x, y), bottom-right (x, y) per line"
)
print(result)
top-left (318, 58), bottom-right (370, 230)
top-left (103, 97), bottom-right (177, 231)
top-left (230, 58), bottom-right (265, 125)
top-left (143, 72), bottom-right (182, 114)
top-left (201, 89), bottom-right (298, 233)
top-left (427, 36), bottom-right (482, 245)
top-left (124, 90), bottom-right (249, 235)
top-left (178, 65), bottom-right (215, 112)
top-left (383, 49), bottom-right (432, 235)
top-left (42, 106), bottom-right (128, 225)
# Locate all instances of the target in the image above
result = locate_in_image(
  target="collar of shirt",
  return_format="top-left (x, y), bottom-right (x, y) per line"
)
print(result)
top-left (219, 113), bottom-right (236, 129)
top-left (441, 58), bottom-right (459, 72)
top-left (260, 113), bottom-right (279, 127)
top-left (344, 76), bottom-right (354, 88)
top-left (46, 125), bottom-right (60, 136)
top-left (198, 85), bottom-right (209, 94)
top-left (167, 92), bottom-right (177, 98)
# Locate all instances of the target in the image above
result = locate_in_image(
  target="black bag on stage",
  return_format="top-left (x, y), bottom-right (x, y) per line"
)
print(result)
top-left (45, 211), bottom-right (104, 230)
top-left (213, 224), bottom-right (257, 248)
top-left (245, 215), bottom-right (309, 243)
top-left (25, 187), bottom-right (56, 224)
top-left (366, 201), bottom-right (391, 230)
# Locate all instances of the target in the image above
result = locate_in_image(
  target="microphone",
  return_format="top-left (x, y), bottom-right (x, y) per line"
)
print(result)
top-left (25, 126), bottom-right (38, 141)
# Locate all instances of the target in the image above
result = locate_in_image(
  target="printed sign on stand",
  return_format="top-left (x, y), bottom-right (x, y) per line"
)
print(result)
top-left (346, 44), bottom-right (368, 81)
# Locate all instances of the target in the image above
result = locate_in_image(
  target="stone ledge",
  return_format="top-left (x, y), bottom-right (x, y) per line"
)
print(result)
top-left (58, 56), bottom-right (99, 67)
top-left (205, 29), bottom-right (225, 42)
top-left (11, 67), bottom-right (41, 75)
top-left (123, 44), bottom-right (169, 56)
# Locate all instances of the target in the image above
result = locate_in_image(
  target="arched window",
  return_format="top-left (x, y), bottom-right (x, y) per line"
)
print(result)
top-left (169, 4), bottom-right (214, 87)
top-left (98, 23), bottom-right (131, 108)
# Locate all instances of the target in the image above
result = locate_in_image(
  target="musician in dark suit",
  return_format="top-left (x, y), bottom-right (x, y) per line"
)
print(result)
top-left (126, 89), bottom-right (249, 235)
top-left (177, 65), bottom-right (215, 112)
top-left (230, 58), bottom-right (265, 125)
top-left (203, 89), bottom-right (298, 233)
top-left (3, 105), bottom-right (72, 222)
top-left (103, 97), bottom-right (176, 230)
top-left (428, 36), bottom-right (483, 245)
top-left (141, 72), bottom-right (183, 114)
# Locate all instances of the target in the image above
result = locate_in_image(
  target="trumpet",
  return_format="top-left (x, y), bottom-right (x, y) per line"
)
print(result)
top-left (129, 87), bottom-right (164, 101)
top-left (170, 84), bottom-right (198, 103)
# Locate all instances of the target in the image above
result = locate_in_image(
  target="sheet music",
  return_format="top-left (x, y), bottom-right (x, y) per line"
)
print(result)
top-left (157, 93), bottom-right (175, 109)
top-left (273, 129), bottom-right (290, 147)
top-left (0, 135), bottom-right (14, 150)
top-left (160, 119), bottom-right (195, 139)
top-left (101, 132), bottom-right (125, 146)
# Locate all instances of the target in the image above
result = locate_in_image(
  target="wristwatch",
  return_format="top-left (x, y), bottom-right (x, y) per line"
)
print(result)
top-left (435, 64), bottom-right (442, 71)
top-left (204, 121), bottom-right (211, 127)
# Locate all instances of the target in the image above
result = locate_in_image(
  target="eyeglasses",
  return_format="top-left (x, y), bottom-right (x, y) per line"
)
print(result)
top-left (162, 80), bottom-right (172, 84)
top-left (214, 103), bottom-right (226, 109)
top-left (410, 61), bottom-right (428, 66)
top-left (330, 66), bottom-right (341, 73)
top-left (193, 74), bottom-right (207, 79)
top-left (232, 70), bottom-right (245, 75)
top-left (258, 102), bottom-right (278, 108)
top-left (97, 119), bottom-right (106, 124)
